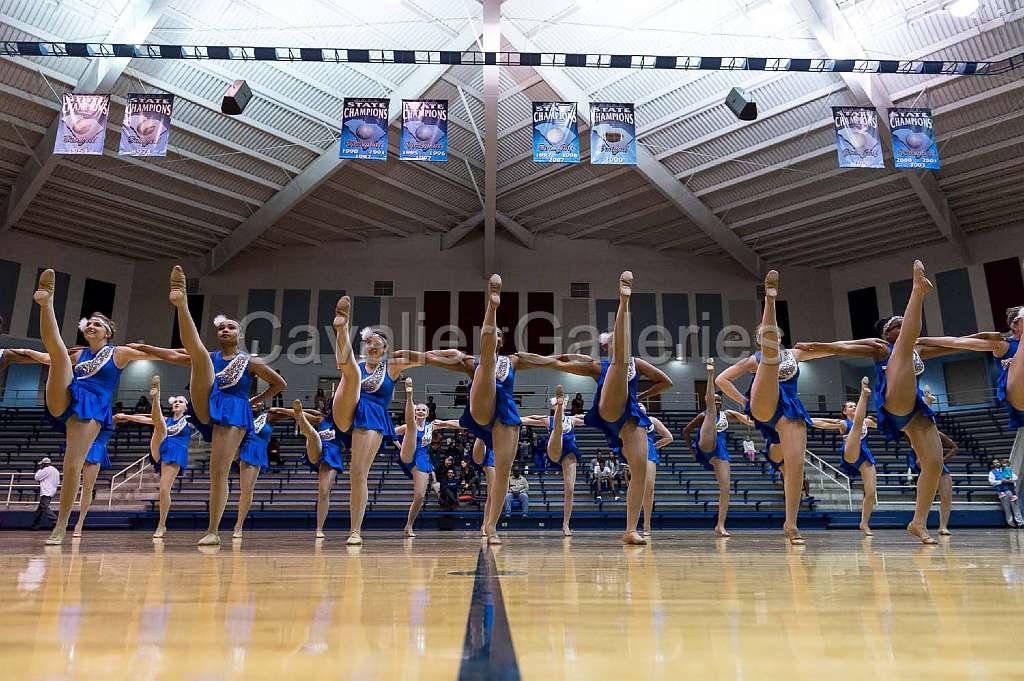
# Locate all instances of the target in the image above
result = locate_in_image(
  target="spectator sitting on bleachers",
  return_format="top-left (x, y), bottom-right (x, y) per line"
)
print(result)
top-left (591, 455), bottom-right (612, 501)
top-left (438, 469), bottom-right (460, 510)
top-left (133, 393), bottom-right (150, 413)
top-left (503, 466), bottom-right (529, 517)
top-left (459, 459), bottom-right (480, 496)
top-left (571, 393), bottom-right (584, 416)
top-left (990, 459), bottom-right (1024, 527)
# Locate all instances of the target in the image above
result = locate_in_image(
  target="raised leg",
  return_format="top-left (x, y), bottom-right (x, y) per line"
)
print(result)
top-left (347, 429), bottom-right (383, 544)
top-left (155, 463), bottom-right (179, 538)
top-left (598, 272), bottom-right (633, 423)
top-left (884, 261), bottom-right (934, 416)
top-left (233, 461), bottom-right (261, 537)
top-left (904, 414), bottom-right (942, 544)
top-left (315, 466), bottom-right (337, 538)
top-left (713, 458), bottom-right (731, 537)
top-left (750, 271), bottom-right (781, 423)
top-left (149, 377), bottom-right (166, 462)
top-left (698, 359), bottom-right (719, 452)
top-left (619, 422), bottom-right (648, 545)
top-left (641, 459), bottom-right (656, 535)
top-left (46, 418), bottom-right (99, 544)
top-left (844, 378), bottom-right (871, 467)
top-left (400, 379), bottom-right (416, 465)
top-left (776, 417), bottom-right (807, 545)
top-left (403, 469), bottom-right (429, 537)
top-left (469, 275), bottom-right (501, 427)
top-left (169, 266), bottom-right (214, 424)
top-left (72, 461), bottom-right (101, 537)
top-left (330, 297), bottom-right (360, 432)
top-left (561, 458), bottom-right (576, 536)
top-left (34, 269), bottom-right (73, 418)
top-left (483, 423), bottom-right (520, 544)
top-left (198, 425), bottom-right (246, 545)
top-left (293, 400), bottom-right (323, 465)
top-left (547, 385), bottom-right (565, 464)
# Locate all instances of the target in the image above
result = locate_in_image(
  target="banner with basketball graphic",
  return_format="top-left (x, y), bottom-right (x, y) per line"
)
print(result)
top-left (400, 99), bottom-right (448, 162)
top-left (340, 97), bottom-right (389, 161)
top-left (119, 93), bottom-right (174, 157)
top-left (831, 106), bottom-right (883, 169)
top-left (590, 102), bottom-right (636, 166)
top-left (888, 107), bottom-right (940, 170)
top-left (54, 93), bottom-right (110, 155)
top-left (532, 101), bottom-right (580, 164)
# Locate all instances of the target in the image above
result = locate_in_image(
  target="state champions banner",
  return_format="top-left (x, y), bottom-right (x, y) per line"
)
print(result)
top-left (831, 106), bottom-right (883, 169)
top-left (532, 102), bottom-right (580, 164)
top-left (54, 93), bottom-right (110, 155)
top-left (340, 97), bottom-right (389, 161)
top-left (590, 102), bottom-right (636, 166)
top-left (119, 93), bottom-right (174, 157)
top-left (888, 107), bottom-right (940, 170)
top-left (400, 99), bottom-right (448, 162)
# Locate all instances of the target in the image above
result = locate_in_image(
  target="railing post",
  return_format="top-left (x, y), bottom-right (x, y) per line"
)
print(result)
top-left (5, 472), bottom-right (13, 509)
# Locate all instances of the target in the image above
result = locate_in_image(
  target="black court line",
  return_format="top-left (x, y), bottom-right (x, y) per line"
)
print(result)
top-left (458, 547), bottom-right (521, 681)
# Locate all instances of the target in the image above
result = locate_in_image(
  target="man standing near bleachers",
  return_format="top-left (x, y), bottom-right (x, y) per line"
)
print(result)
top-left (30, 457), bottom-right (60, 531)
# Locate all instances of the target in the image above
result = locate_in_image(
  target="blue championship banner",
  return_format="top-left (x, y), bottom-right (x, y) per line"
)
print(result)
top-left (119, 93), bottom-right (173, 157)
top-left (400, 99), bottom-right (448, 162)
top-left (54, 93), bottom-right (110, 155)
top-left (832, 106), bottom-right (883, 169)
top-left (590, 102), bottom-right (636, 166)
top-left (340, 97), bottom-right (389, 161)
top-left (888, 107), bottom-right (940, 170)
top-left (532, 102), bottom-right (580, 164)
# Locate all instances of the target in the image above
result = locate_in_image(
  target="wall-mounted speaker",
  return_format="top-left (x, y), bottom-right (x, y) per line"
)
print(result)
top-left (221, 79), bottom-right (252, 115)
top-left (725, 86), bottom-right (758, 121)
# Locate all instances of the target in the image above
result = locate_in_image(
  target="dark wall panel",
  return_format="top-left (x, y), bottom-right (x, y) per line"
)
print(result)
top-left (695, 293), bottom-right (724, 360)
top-left (936, 268), bottom-right (977, 337)
top-left (281, 289), bottom-right (312, 354)
top-left (631, 292), bottom-right (657, 356)
top-left (984, 257), bottom-right (1024, 331)
top-left (847, 287), bottom-right (879, 340)
top-left (245, 289), bottom-right (277, 354)
top-left (525, 291), bottom-right (554, 354)
top-left (316, 289), bottom-right (345, 355)
top-left (76, 278), bottom-right (116, 344)
top-left (352, 296), bottom-right (381, 334)
top-left (27, 269), bottom-right (70, 339)
top-left (423, 290), bottom-right (452, 350)
top-left (171, 294), bottom-right (204, 348)
top-left (495, 291), bottom-right (519, 354)
top-left (662, 293), bottom-right (690, 359)
top-left (0, 259), bottom-right (21, 333)
top-left (457, 291), bottom-right (484, 353)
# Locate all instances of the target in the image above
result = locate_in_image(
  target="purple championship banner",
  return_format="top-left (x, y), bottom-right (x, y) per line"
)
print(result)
top-left (54, 93), bottom-right (110, 155)
top-left (400, 99), bottom-right (448, 162)
top-left (532, 101), bottom-right (580, 164)
top-left (340, 97), bottom-right (389, 161)
top-left (831, 106), bottom-right (883, 169)
top-left (119, 93), bottom-right (174, 157)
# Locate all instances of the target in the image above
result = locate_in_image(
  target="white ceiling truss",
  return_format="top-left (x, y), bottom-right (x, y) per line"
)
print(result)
top-left (0, 0), bottom-right (1019, 272)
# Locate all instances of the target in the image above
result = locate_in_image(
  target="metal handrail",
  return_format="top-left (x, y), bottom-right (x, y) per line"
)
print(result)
top-left (108, 454), bottom-right (152, 507)
top-left (804, 449), bottom-right (853, 510)
top-left (2, 472), bottom-right (41, 508)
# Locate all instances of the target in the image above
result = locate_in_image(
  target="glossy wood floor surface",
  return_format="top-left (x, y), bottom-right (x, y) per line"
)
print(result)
top-left (2, 530), bottom-right (1023, 681)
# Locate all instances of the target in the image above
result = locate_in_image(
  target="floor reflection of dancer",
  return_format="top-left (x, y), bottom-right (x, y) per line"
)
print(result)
top-left (810, 377), bottom-right (877, 535)
top-left (283, 401), bottom-right (345, 539)
top-left (114, 376), bottom-right (205, 538)
top-left (30, 269), bottom-right (158, 545)
top-left (394, 378), bottom-right (463, 538)
top-left (637, 402), bottom-right (672, 537)
top-left (519, 385), bottom-right (586, 536)
top-left (146, 266), bottom-right (286, 545)
top-left (681, 359), bottom-right (752, 537)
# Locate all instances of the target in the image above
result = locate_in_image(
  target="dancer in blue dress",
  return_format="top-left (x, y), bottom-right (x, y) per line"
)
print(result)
top-left (284, 400), bottom-right (346, 539)
top-left (682, 359), bottom-right (752, 537)
top-left (717, 271), bottom-right (864, 545)
top-left (520, 385), bottom-right (588, 536)
top-left (398, 275), bottom-right (597, 545)
top-left (811, 377), bottom-right (878, 535)
top-left (806, 261), bottom-right (946, 544)
top-left (141, 266), bottom-right (286, 546)
top-left (114, 376), bottom-right (198, 538)
top-left (636, 403), bottom-right (672, 538)
top-left (328, 296), bottom-right (428, 545)
top-left (31, 270), bottom-right (158, 545)
top-left (394, 378), bottom-right (464, 538)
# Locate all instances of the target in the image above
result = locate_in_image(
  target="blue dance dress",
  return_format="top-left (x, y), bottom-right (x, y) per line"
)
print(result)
top-left (838, 418), bottom-right (875, 480)
top-left (693, 411), bottom-right (731, 471)
top-left (238, 412), bottom-right (272, 471)
top-left (743, 349), bottom-right (813, 445)
top-left (584, 358), bottom-right (652, 449)
top-left (996, 338), bottom-right (1023, 431)
top-left (50, 344), bottom-right (122, 432)
top-left (209, 351), bottom-right (254, 431)
top-left (398, 421), bottom-right (437, 479)
top-left (340, 360), bottom-right (397, 448)
top-left (548, 414), bottom-right (582, 464)
top-left (84, 427), bottom-right (113, 468)
top-left (645, 421), bottom-right (661, 464)
top-left (874, 346), bottom-right (934, 441)
top-left (151, 414), bottom-right (193, 476)
top-left (301, 417), bottom-right (345, 473)
top-left (458, 355), bottom-right (522, 449)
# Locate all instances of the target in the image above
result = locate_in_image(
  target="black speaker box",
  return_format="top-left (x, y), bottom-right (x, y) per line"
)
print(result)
top-left (221, 79), bottom-right (252, 115)
top-left (725, 86), bottom-right (757, 121)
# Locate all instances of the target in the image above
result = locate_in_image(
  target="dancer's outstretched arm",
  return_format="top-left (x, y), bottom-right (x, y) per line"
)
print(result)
top-left (715, 357), bottom-right (756, 408)
top-left (512, 352), bottom-right (601, 377)
top-left (793, 340), bottom-right (888, 361)
top-left (127, 343), bottom-right (192, 366)
top-left (650, 416), bottom-right (673, 450)
top-left (810, 418), bottom-right (846, 431)
top-left (114, 413), bottom-right (155, 426)
top-left (725, 410), bottom-right (754, 427)
top-left (917, 334), bottom-right (1009, 356)
top-left (518, 415), bottom-right (549, 428)
top-left (637, 359), bottom-right (673, 400)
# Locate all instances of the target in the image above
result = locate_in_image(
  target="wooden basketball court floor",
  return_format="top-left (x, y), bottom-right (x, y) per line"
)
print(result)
top-left (1, 530), bottom-right (1023, 681)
